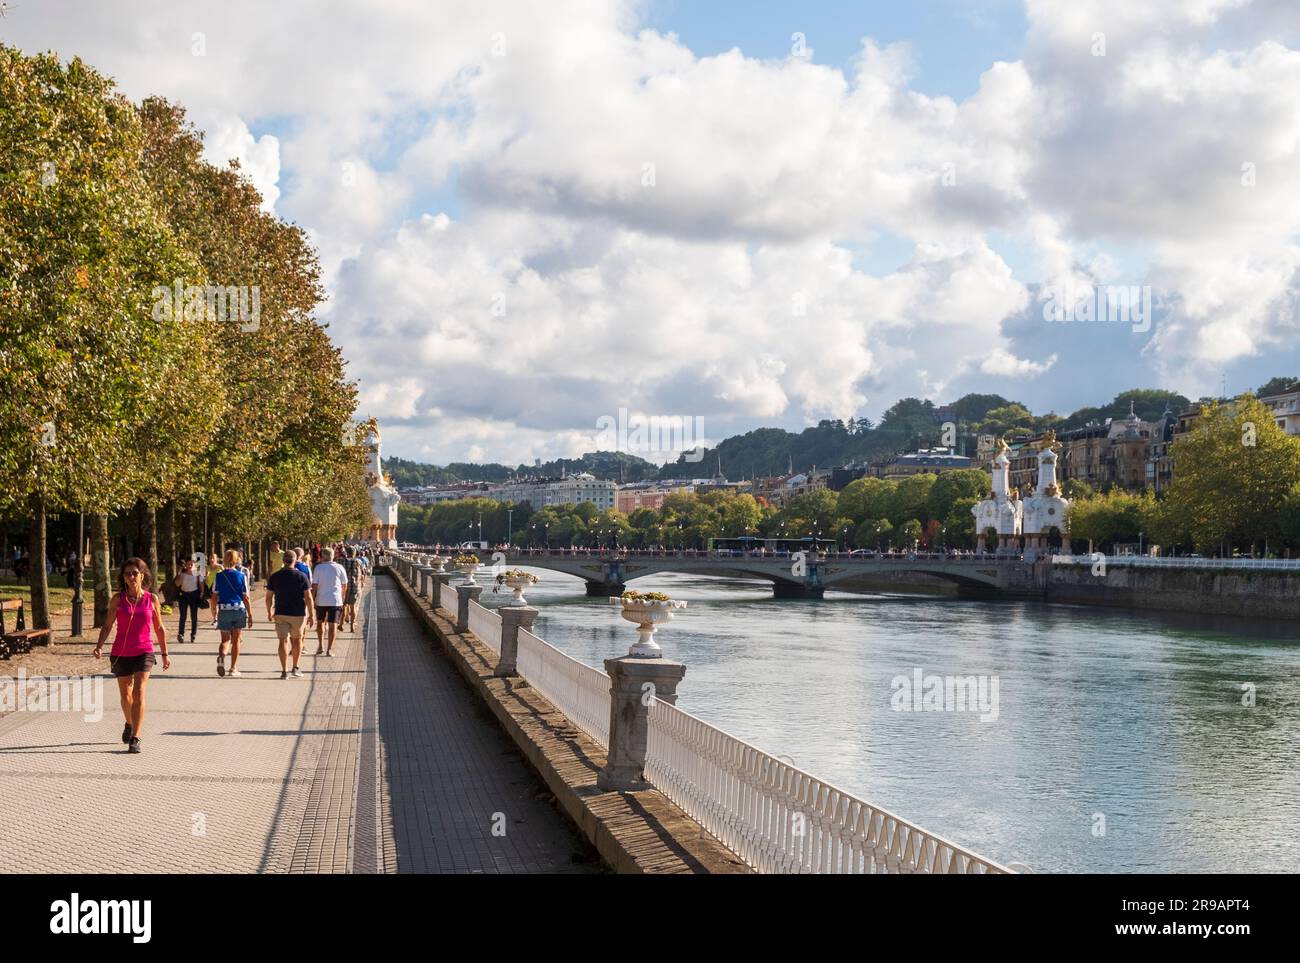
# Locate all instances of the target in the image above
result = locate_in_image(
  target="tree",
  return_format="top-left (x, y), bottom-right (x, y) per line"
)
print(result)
top-left (895, 518), bottom-right (923, 549)
top-left (1161, 396), bottom-right (1300, 554)
top-left (926, 469), bottom-right (988, 523)
top-left (1281, 482), bottom-right (1300, 551)
top-left (943, 496), bottom-right (979, 549)
top-left (885, 474), bottom-right (937, 526)
top-left (976, 404), bottom-right (1035, 438)
top-left (1257, 377), bottom-right (1297, 398)
top-left (1066, 490), bottom-right (1159, 554)
top-left (855, 518), bottom-right (893, 549)
top-left (0, 47), bottom-right (208, 628)
top-left (1061, 478), bottom-right (1094, 500)
top-left (836, 477), bottom-right (894, 524)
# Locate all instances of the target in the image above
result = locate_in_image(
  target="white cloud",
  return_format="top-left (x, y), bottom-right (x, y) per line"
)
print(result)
top-left (6, 0), bottom-right (1298, 462)
top-left (199, 112), bottom-right (281, 211)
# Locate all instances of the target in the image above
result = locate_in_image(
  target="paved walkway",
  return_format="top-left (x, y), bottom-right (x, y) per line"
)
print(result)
top-left (0, 573), bottom-right (598, 873)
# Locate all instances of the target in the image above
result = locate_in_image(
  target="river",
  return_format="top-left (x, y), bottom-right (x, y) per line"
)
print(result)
top-left (478, 568), bottom-right (1300, 872)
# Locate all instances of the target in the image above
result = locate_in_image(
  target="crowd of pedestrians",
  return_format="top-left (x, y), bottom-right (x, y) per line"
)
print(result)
top-left (93, 540), bottom-right (374, 753)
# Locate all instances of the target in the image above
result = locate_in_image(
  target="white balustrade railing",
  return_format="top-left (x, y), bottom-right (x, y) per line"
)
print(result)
top-left (1051, 554), bottom-right (1300, 570)
top-left (514, 628), bottom-right (611, 748)
top-left (644, 700), bottom-right (1011, 874)
top-left (391, 552), bottom-right (1008, 874)
top-left (439, 582), bottom-right (458, 613)
top-left (467, 602), bottom-right (502, 654)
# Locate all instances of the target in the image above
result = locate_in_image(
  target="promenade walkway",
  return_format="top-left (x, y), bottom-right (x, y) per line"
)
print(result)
top-left (0, 574), bottom-right (598, 874)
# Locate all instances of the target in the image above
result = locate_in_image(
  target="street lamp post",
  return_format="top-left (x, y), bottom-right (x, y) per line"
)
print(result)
top-left (507, 508), bottom-right (513, 546)
top-left (70, 511), bottom-right (84, 637)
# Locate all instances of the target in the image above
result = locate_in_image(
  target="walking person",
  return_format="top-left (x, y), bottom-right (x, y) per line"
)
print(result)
top-left (266, 550), bottom-right (314, 679)
top-left (310, 546), bottom-right (348, 657)
top-left (340, 546), bottom-right (363, 633)
top-left (204, 552), bottom-right (222, 626)
top-left (172, 557), bottom-right (204, 643)
top-left (92, 558), bottom-right (170, 754)
top-left (210, 548), bottom-right (253, 677)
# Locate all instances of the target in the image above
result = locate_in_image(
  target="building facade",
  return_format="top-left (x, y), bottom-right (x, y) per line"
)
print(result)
top-left (1261, 382), bottom-right (1300, 437)
top-left (487, 472), bottom-right (617, 511)
top-left (880, 448), bottom-right (973, 480)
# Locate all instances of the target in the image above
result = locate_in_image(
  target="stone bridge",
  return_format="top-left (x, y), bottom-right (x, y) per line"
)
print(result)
top-left (429, 549), bottom-right (1049, 599)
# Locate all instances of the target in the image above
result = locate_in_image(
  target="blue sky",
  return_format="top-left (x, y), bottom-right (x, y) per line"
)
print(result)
top-left (644, 0), bottom-right (1027, 99)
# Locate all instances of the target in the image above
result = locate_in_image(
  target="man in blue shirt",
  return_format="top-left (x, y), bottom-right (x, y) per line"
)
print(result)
top-left (209, 548), bottom-right (253, 677)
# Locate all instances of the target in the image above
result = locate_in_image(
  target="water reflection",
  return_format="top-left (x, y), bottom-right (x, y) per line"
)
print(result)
top-left (477, 567), bottom-right (1300, 872)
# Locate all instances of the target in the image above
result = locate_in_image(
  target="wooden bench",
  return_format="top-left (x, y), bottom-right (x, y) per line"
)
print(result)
top-left (0, 598), bottom-right (51, 659)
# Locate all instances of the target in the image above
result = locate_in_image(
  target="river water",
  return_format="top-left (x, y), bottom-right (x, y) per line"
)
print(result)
top-left (478, 569), bottom-right (1300, 873)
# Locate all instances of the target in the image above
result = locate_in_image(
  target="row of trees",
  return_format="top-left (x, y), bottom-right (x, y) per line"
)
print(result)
top-left (1, 46), bottom-right (373, 629)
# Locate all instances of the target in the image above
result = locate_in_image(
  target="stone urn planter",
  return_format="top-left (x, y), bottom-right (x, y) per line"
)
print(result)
top-left (609, 592), bottom-right (687, 657)
top-left (454, 555), bottom-right (481, 585)
top-left (427, 555), bottom-right (448, 573)
top-left (494, 570), bottom-right (539, 606)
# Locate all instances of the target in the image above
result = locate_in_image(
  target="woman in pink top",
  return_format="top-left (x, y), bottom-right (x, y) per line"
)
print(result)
top-left (93, 557), bottom-right (170, 754)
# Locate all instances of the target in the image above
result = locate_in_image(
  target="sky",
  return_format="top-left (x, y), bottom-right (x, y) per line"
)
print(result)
top-left (4, 0), bottom-right (1299, 465)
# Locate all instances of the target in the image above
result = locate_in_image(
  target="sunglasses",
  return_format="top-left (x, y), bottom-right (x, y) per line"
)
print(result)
top-left (124, 570), bottom-right (143, 579)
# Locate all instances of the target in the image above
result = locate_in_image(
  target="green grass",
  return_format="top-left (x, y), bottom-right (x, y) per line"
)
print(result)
top-left (0, 576), bottom-right (75, 616)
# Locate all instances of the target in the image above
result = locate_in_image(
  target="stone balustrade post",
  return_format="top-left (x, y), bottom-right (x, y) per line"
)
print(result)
top-left (455, 584), bottom-right (484, 633)
top-left (415, 564), bottom-right (431, 597)
top-left (433, 572), bottom-right (451, 611)
top-left (597, 656), bottom-right (687, 792)
top-left (494, 606), bottom-right (539, 678)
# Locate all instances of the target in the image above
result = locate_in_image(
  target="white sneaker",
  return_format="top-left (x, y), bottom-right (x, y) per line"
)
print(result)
top-left (228, 669), bottom-right (242, 677)
top-left (291, 667), bottom-right (303, 678)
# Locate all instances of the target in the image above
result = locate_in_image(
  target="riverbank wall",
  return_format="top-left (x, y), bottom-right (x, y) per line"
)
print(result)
top-left (1044, 563), bottom-right (1300, 620)
top-left (838, 563), bottom-right (1300, 620)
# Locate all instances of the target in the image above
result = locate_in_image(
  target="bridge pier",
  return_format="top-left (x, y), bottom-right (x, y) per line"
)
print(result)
top-left (772, 581), bottom-right (824, 599)
top-left (586, 559), bottom-right (627, 597)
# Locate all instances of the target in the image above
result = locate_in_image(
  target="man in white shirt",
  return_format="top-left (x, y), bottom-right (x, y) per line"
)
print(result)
top-left (310, 546), bottom-right (349, 657)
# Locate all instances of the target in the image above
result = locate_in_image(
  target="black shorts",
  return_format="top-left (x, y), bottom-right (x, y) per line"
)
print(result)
top-left (315, 606), bottom-right (341, 624)
top-left (109, 653), bottom-right (156, 677)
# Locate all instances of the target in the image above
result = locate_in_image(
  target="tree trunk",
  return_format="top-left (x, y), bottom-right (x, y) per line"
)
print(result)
top-left (92, 513), bottom-right (111, 628)
top-left (182, 510), bottom-right (193, 560)
top-left (161, 499), bottom-right (178, 602)
top-left (138, 498), bottom-right (158, 586)
top-left (28, 492), bottom-right (50, 631)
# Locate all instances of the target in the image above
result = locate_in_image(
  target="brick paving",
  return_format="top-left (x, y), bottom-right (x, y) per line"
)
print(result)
top-left (0, 573), bottom-right (597, 874)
